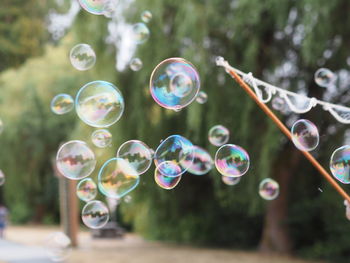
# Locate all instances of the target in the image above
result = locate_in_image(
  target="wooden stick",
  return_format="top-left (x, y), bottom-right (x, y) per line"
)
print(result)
top-left (226, 67), bottom-right (350, 203)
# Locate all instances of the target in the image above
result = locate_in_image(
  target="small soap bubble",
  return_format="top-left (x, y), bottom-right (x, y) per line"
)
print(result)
top-left (196, 91), bottom-right (208, 104)
top-left (182, 146), bottom-right (213, 175)
top-left (259, 178), bottom-right (280, 200)
top-left (91, 129), bottom-right (112, 148)
top-left (78, 0), bottom-right (107, 15)
top-left (291, 119), bottom-right (319, 151)
top-left (0, 119), bottom-right (3, 135)
top-left (222, 176), bottom-right (240, 186)
top-left (271, 96), bottom-right (285, 112)
top-left (330, 145), bottom-right (350, 184)
top-left (51, 94), bottom-right (74, 115)
top-left (70, 44), bottom-right (96, 71)
top-left (45, 232), bottom-right (71, 262)
top-left (314, 68), bottom-right (336, 87)
top-left (141, 10), bottom-right (152, 23)
top-left (131, 23), bottom-right (150, 44)
top-left (215, 144), bottom-right (250, 177)
top-left (124, 195), bottom-right (132, 203)
top-left (130, 58), bottom-right (143, 71)
top-left (208, 125), bottom-right (230, 147)
top-left (82, 200), bottom-right (109, 229)
top-left (0, 170), bottom-right (5, 186)
top-left (76, 178), bottom-right (97, 202)
top-left (154, 161), bottom-right (182, 190)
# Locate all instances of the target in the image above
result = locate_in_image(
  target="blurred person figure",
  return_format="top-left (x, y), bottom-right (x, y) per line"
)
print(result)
top-left (0, 204), bottom-right (8, 238)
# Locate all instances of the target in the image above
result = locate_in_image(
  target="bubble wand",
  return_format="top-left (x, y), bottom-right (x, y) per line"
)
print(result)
top-left (216, 57), bottom-right (350, 203)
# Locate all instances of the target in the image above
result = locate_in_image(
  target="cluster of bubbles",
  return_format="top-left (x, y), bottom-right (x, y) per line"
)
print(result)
top-left (259, 178), bottom-right (280, 200)
top-left (314, 68), bottom-right (336, 88)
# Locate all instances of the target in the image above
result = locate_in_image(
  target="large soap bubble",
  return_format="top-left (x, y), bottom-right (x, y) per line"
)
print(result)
top-left (70, 44), bottom-right (96, 71)
top-left (51, 94), bottom-right (74, 115)
top-left (291, 119), bottom-right (319, 151)
top-left (81, 200), bottom-right (109, 229)
top-left (182, 146), bottom-right (213, 175)
top-left (76, 178), bottom-right (97, 202)
top-left (330, 145), bottom-right (350, 184)
top-left (45, 232), bottom-right (71, 262)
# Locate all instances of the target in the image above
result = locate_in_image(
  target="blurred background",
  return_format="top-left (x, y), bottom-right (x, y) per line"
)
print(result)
top-left (0, 0), bottom-right (350, 262)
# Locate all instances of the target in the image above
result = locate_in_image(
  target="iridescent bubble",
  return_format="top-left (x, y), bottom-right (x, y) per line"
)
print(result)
top-left (117, 140), bottom-right (152, 176)
top-left (222, 176), bottom-right (241, 186)
top-left (0, 119), bottom-right (3, 135)
top-left (141, 10), bottom-right (152, 23)
top-left (154, 135), bottom-right (194, 177)
top-left (314, 68), bottom-right (336, 87)
top-left (76, 178), bottom-right (97, 202)
top-left (98, 158), bottom-right (140, 199)
top-left (82, 200), bottom-right (109, 229)
top-left (75, 81), bottom-right (125, 128)
top-left (130, 58), bottom-right (143, 71)
top-left (291, 119), bottom-right (319, 151)
top-left (208, 125), bottom-right (230, 147)
top-left (70, 44), bottom-right (96, 71)
top-left (78, 0), bottom-right (107, 15)
top-left (45, 232), bottom-right (71, 262)
top-left (196, 91), bottom-right (208, 104)
top-left (330, 145), bottom-right (350, 184)
top-left (131, 23), bottom-right (150, 44)
top-left (154, 161), bottom-right (182, 190)
top-left (56, 140), bottom-right (96, 180)
top-left (182, 146), bottom-right (213, 175)
top-left (259, 178), bottom-right (280, 200)
top-left (215, 144), bottom-right (250, 177)
top-left (271, 96), bottom-right (285, 111)
top-left (0, 170), bottom-right (5, 186)
top-left (150, 58), bottom-right (200, 110)
top-left (91, 129), bottom-right (112, 148)
top-left (51, 94), bottom-right (74, 115)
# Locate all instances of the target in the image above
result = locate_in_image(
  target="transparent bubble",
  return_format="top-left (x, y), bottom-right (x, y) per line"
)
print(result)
top-left (102, 0), bottom-right (119, 18)
top-left (0, 119), bottom-right (3, 135)
top-left (182, 146), bottom-right (213, 175)
top-left (124, 195), bottom-right (132, 203)
top-left (141, 10), bottom-right (152, 23)
top-left (150, 58), bottom-right (200, 110)
top-left (0, 170), bottom-right (5, 186)
top-left (215, 144), bottom-right (250, 177)
top-left (314, 68), bottom-right (336, 87)
top-left (208, 125), bottom-right (230, 147)
top-left (154, 161), bottom-right (182, 190)
top-left (344, 200), bottom-right (350, 220)
top-left (130, 58), bottom-right (143, 71)
top-left (78, 0), bottom-right (107, 15)
top-left (154, 135), bottom-right (194, 177)
top-left (196, 91), bottom-right (208, 104)
top-left (98, 158), bottom-right (140, 199)
top-left (222, 176), bottom-right (241, 186)
top-left (271, 96), bottom-right (285, 111)
top-left (56, 140), bottom-right (96, 180)
top-left (330, 145), bottom-right (350, 184)
top-left (259, 178), bottom-right (280, 200)
top-left (131, 23), bottom-right (150, 44)
top-left (70, 44), bottom-right (96, 71)
top-left (51, 94), bottom-right (74, 115)
top-left (45, 232), bottom-right (71, 262)
top-left (291, 119), bottom-right (319, 151)
top-left (76, 178), bottom-right (97, 202)
top-left (117, 140), bottom-right (152, 176)
top-left (82, 200), bottom-right (109, 229)
top-left (75, 81), bottom-right (125, 128)
top-left (91, 129), bottom-right (112, 148)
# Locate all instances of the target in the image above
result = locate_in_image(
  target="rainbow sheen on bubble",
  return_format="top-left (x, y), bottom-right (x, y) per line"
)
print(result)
top-left (291, 119), bottom-right (319, 151)
top-left (215, 144), bottom-right (250, 177)
top-left (130, 58), bottom-right (143, 71)
top-left (141, 10), bottom-right (152, 23)
top-left (117, 140), bottom-right (152, 176)
top-left (51, 94), bottom-right (74, 115)
top-left (56, 140), bottom-right (96, 180)
top-left (259, 178), bottom-right (280, 200)
top-left (76, 178), bottom-right (97, 202)
top-left (91, 129), bottom-right (112, 148)
top-left (131, 23), bottom-right (150, 44)
top-left (70, 44), bottom-right (96, 71)
top-left (75, 81), bottom-right (125, 128)
top-left (98, 158), bottom-right (140, 199)
top-left (196, 91), bottom-right (208, 104)
top-left (0, 170), bottom-right (5, 186)
top-left (82, 200), bottom-right (109, 229)
top-left (182, 146), bottom-right (213, 175)
top-left (314, 68), bottom-right (336, 87)
top-left (208, 125), bottom-right (230, 147)
top-left (154, 161), bottom-right (182, 190)
top-left (150, 58), bottom-right (200, 110)
top-left (330, 145), bottom-right (350, 184)
top-left (222, 176), bottom-right (241, 186)
top-left (78, 0), bottom-right (106, 15)
top-left (45, 232), bottom-right (71, 262)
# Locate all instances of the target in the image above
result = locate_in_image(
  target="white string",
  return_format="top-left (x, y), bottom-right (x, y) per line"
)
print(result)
top-left (215, 56), bottom-right (350, 124)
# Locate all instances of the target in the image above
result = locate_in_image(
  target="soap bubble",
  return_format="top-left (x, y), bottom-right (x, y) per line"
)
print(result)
top-left (0, 119), bottom-right (4, 135)
top-left (154, 135), bottom-right (194, 177)
top-left (271, 96), bottom-right (285, 111)
top-left (330, 145), bottom-right (350, 184)
top-left (78, 0), bottom-right (106, 15)
top-left (117, 140), bottom-right (152, 176)
top-left (70, 44), bottom-right (96, 71)
top-left (314, 68), bottom-right (336, 87)
top-left (196, 91), bottom-right (208, 104)
top-left (222, 176), bottom-right (241, 186)
top-left (215, 144), bottom-right (250, 177)
top-left (141, 10), bottom-right (152, 23)
top-left (0, 170), bottom-right (5, 186)
top-left (45, 232), bottom-right (71, 262)
top-left (208, 125), bottom-right (230, 147)
top-left (56, 140), bottom-right (96, 180)
top-left (131, 23), bottom-right (150, 44)
top-left (82, 200), bottom-right (109, 229)
top-left (182, 146), bottom-right (213, 175)
top-left (291, 119), bottom-right (319, 151)
top-left (51, 94), bottom-right (74, 115)
top-left (98, 158), bottom-right (140, 199)
top-left (76, 178), bottom-right (97, 202)
top-left (91, 129), bottom-right (112, 148)
top-left (130, 58), bottom-right (143, 71)
top-left (259, 178), bottom-right (280, 200)
top-left (344, 200), bottom-right (350, 220)
top-left (154, 161), bottom-right (182, 190)
top-left (102, 0), bottom-right (119, 18)
top-left (124, 195), bottom-right (132, 203)
top-left (75, 81), bottom-right (125, 128)
top-left (150, 58), bottom-right (200, 110)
